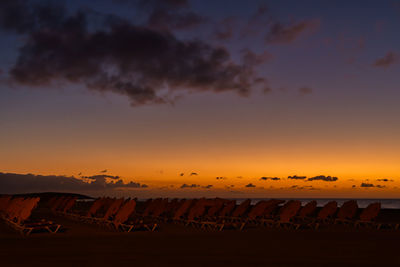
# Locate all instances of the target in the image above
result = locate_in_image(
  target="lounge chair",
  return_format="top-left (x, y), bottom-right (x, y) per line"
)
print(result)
top-left (274, 200), bottom-right (302, 229)
top-left (334, 200), bottom-right (358, 225)
top-left (354, 203), bottom-right (381, 229)
top-left (312, 201), bottom-right (338, 229)
top-left (1, 197), bottom-right (61, 235)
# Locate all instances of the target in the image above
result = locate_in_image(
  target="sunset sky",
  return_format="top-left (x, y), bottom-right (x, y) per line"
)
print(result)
top-left (1, 0), bottom-right (400, 198)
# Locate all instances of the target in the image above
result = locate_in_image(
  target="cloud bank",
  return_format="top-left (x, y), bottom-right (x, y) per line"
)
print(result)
top-left (0, 172), bottom-right (148, 194)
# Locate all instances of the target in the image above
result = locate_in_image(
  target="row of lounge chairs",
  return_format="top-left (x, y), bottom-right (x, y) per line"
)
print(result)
top-left (2, 195), bottom-right (394, 235)
top-left (135, 198), bottom-right (386, 231)
top-left (0, 196), bottom-right (61, 235)
top-left (49, 197), bottom-right (158, 232)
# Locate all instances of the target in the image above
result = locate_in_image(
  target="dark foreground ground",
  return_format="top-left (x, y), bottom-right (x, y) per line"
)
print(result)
top-left (1, 213), bottom-right (400, 267)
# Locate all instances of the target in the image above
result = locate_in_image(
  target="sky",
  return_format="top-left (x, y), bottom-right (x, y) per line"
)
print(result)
top-left (0, 0), bottom-right (400, 198)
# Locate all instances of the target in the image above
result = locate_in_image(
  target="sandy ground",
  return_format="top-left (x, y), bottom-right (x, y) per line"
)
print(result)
top-left (1, 213), bottom-right (400, 267)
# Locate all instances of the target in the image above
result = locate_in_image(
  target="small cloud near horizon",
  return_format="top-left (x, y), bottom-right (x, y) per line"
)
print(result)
top-left (288, 175), bottom-right (307, 180)
top-left (180, 183), bottom-right (200, 189)
top-left (259, 176), bottom-right (281, 181)
top-left (373, 51), bottom-right (398, 69)
top-left (307, 175), bottom-right (338, 182)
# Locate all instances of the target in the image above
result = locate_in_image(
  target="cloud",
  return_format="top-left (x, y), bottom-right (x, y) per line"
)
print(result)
top-left (288, 175), bottom-right (307, 180)
top-left (82, 174), bottom-right (120, 180)
top-left (298, 87), bottom-right (313, 96)
top-left (259, 176), bottom-right (281, 181)
top-left (376, 178), bottom-right (394, 182)
top-left (147, 9), bottom-right (205, 31)
top-left (360, 182), bottom-right (385, 188)
top-left (290, 185), bottom-right (318, 190)
top-left (214, 16), bottom-right (237, 41)
top-left (180, 183), bottom-right (199, 189)
top-left (307, 175), bottom-right (338, 182)
top-left (266, 19), bottom-right (320, 44)
top-left (1, 1), bottom-right (266, 106)
top-left (245, 183), bottom-right (256, 188)
top-left (373, 52), bottom-right (398, 68)
top-left (0, 0), bottom-right (66, 34)
top-left (0, 172), bottom-right (148, 194)
top-left (190, 172), bottom-right (198, 176)
top-left (241, 49), bottom-right (272, 67)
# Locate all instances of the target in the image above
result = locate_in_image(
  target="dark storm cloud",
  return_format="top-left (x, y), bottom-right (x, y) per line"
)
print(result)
top-left (214, 16), bottom-right (237, 41)
top-left (146, 9), bottom-right (205, 31)
top-left (1, 0), bottom-right (265, 106)
top-left (0, 172), bottom-right (148, 194)
top-left (180, 183), bottom-right (199, 189)
top-left (373, 52), bottom-right (398, 68)
top-left (245, 183), bottom-right (256, 188)
top-left (288, 175), bottom-right (307, 180)
top-left (136, 0), bottom-right (189, 9)
top-left (307, 175), bottom-right (338, 182)
top-left (0, 0), bottom-right (66, 34)
top-left (117, 0), bottom-right (205, 31)
top-left (259, 176), bottom-right (281, 181)
top-left (266, 19), bottom-right (320, 44)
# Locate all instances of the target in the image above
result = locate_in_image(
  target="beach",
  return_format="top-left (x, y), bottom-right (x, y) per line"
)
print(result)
top-left (1, 209), bottom-right (400, 267)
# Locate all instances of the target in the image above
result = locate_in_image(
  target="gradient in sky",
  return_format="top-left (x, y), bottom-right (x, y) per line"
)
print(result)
top-left (0, 0), bottom-right (399, 198)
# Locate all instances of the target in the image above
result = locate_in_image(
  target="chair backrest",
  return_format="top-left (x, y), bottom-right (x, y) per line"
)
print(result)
top-left (173, 199), bottom-right (194, 219)
top-left (86, 198), bottom-right (104, 217)
top-left (218, 200), bottom-right (236, 217)
top-left (187, 199), bottom-right (207, 220)
top-left (231, 199), bottom-right (251, 217)
top-left (113, 199), bottom-right (136, 227)
top-left (165, 199), bottom-right (181, 215)
top-left (6, 198), bottom-right (25, 221)
top-left (263, 199), bottom-right (285, 217)
top-left (103, 198), bottom-right (125, 220)
top-left (206, 198), bottom-right (227, 217)
top-left (142, 198), bottom-right (157, 216)
top-left (337, 200), bottom-right (358, 220)
top-left (51, 196), bottom-right (66, 211)
top-left (62, 197), bottom-right (77, 213)
top-left (0, 196), bottom-right (12, 212)
top-left (247, 200), bottom-right (269, 219)
top-left (298, 200), bottom-right (317, 217)
top-left (359, 202), bottom-right (381, 221)
top-left (18, 197), bottom-right (40, 223)
top-left (56, 197), bottom-right (72, 211)
top-left (317, 201), bottom-right (337, 219)
top-left (152, 198), bottom-right (169, 217)
top-left (279, 200), bottom-right (301, 222)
